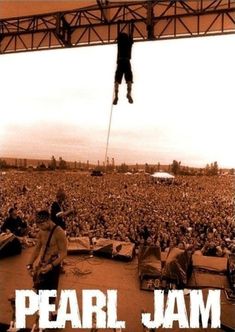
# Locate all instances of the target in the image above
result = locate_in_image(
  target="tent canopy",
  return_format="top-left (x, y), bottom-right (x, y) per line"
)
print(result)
top-left (151, 172), bottom-right (175, 179)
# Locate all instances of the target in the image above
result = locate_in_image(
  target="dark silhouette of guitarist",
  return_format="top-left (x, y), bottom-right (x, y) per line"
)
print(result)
top-left (27, 210), bottom-right (67, 293)
top-left (51, 189), bottom-right (73, 231)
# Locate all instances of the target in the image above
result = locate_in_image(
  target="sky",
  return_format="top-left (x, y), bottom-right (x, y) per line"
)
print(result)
top-left (0, 34), bottom-right (234, 168)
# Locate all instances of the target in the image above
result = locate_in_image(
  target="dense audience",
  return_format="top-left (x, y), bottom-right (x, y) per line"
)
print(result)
top-left (0, 171), bottom-right (234, 256)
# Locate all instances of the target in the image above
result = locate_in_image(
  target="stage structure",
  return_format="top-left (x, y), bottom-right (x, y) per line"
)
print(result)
top-left (0, 0), bottom-right (235, 54)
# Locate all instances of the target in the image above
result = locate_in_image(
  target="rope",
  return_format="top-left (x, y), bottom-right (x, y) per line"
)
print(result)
top-left (104, 90), bottom-right (115, 167)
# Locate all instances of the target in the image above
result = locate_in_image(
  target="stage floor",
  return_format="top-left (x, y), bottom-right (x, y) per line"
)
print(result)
top-left (0, 248), bottom-right (234, 332)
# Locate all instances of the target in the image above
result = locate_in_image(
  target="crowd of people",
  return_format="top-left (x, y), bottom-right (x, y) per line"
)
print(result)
top-left (0, 170), bottom-right (234, 256)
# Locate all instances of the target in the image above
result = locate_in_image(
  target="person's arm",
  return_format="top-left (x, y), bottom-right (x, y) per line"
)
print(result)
top-left (21, 219), bottom-right (28, 229)
top-left (130, 34), bottom-right (133, 45)
top-left (56, 209), bottom-right (73, 218)
top-left (51, 202), bottom-right (59, 221)
top-left (27, 232), bottom-right (42, 266)
top-left (52, 228), bottom-right (67, 267)
top-left (1, 219), bottom-right (9, 233)
top-left (201, 243), bottom-right (207, 255)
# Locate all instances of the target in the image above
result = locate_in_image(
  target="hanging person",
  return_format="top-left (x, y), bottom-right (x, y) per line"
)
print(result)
top-left (113, 32), bottom-right (134, 105)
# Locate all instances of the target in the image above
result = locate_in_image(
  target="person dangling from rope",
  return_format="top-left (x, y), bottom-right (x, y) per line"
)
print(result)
top-left (113, 31), bottom-right (134, 105)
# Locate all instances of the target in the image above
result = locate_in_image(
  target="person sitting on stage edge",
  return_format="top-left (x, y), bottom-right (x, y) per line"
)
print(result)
top-left (1, 207), bottom-right (28, 237)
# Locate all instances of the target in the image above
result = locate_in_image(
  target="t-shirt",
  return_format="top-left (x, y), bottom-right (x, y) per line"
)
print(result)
top-left (1, 216), bottom-right (27, 236)
top-left (50, 201), bottom-right (66, 230)
top-left (117, 34), bottom-right (133, 60)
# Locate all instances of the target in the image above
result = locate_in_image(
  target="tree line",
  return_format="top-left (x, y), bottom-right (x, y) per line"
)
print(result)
top-left (0, 157), bottom-right (234, 176)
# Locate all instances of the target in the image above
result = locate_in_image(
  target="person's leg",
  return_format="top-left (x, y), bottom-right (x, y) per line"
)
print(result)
top-left (36, 266), bottom-right (60, 320)
top-left (125, 61), bottom-right (133, 103)
top-left (113, 61), bottom-right (123, 105)
top-left (126, 81), bottom-right (133, 104)
top-left (113, 82), bottom-right (119, 105)
top-left (48, 266), bottom-right (61, 320)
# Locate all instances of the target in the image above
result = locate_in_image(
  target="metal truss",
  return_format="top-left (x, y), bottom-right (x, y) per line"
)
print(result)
top-left (0, 0), bottom-right (234, 54)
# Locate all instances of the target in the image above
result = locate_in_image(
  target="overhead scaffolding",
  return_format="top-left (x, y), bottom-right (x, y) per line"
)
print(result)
top-left (0, 0), bottom-right (235, 54)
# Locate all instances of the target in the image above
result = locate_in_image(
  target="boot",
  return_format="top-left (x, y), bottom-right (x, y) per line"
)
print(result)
top-left (126, 82), bottom-right (133, 104)
top-left (113, 82), bottom-right (119, 105)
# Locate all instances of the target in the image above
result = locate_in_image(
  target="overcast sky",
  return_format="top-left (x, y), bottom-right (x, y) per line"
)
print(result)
top-left (0, 34), bottom-right (234, 167)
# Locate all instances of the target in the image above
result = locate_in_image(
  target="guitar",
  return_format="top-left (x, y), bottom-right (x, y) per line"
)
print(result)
top-left (33, 255), bottom-right (58, 289)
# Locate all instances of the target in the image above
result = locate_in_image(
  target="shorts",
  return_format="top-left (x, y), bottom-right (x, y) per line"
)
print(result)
top-left (115, 58), bottom-right (133, 84)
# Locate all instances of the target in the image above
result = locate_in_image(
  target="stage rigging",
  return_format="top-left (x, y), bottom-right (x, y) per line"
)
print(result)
top-left (0, 0), bottom-right (234, 54)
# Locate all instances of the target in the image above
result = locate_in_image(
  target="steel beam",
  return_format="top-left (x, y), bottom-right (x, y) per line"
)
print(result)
top-left (0, 0), bottom-right (234, 54)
